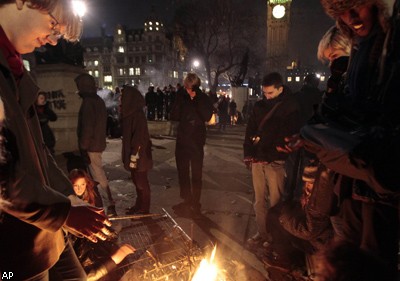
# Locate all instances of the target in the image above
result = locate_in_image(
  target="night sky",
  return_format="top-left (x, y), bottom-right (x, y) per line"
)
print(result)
top-left (82, 0), bottom-right (334, 69)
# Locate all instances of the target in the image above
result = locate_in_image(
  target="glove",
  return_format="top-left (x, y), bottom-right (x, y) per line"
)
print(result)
top-left (243, 157), bottom-right (253, 170)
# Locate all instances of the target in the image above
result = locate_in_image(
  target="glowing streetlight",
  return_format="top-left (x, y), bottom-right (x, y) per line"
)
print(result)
top-left (72, 0), bottom-right (87, 18)
top-left (193, 60), bottom-right (200, 68)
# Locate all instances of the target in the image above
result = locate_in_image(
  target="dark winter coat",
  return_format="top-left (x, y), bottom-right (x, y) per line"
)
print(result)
top-left (77, 91), bottom-right (107, 152)
top-left (0, 52), bottom-right (73, 279)
top-left (35, 103), bottom-right (57, 151)
top-left (121, 86), bottom-right (153, 172)
top-left (295, 85), bottom-right (322, 125)
top-left (170, 88), bottom-right (214, 148)
top-left (243, 90), bottom-right (302, 162)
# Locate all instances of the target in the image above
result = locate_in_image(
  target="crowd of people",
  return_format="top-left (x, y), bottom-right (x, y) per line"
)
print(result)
top-left (0, 0), bottom-right (399, 280)
top-left (243, 0), bottom-right (400, 280)
top-left (142, 83), bottom-right (245, 128)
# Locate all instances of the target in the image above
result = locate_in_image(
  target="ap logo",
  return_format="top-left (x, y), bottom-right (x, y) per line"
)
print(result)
top-left (1, 272), bottom-right (14, 279)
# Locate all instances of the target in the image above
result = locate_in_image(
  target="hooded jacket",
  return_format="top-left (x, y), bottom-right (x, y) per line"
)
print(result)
top-left (120, 86), bottom-right (152, 172)
top-left (75, 74), bottom-right (107, 152)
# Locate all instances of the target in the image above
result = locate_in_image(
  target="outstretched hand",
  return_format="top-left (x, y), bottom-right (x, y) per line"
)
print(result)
top-left (276, 134), bottom-right (304, 153)
top-left (64, 205), bottom-right (112, 243)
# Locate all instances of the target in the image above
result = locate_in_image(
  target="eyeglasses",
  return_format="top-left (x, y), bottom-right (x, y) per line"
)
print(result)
top-left (48, 12), bottom-right (63, 39)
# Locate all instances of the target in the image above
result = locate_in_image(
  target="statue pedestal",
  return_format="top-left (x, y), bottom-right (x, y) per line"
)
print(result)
top-left (35, 63), bottom-right (86, 154)
top-left (231, 86), bottom-right (249, 114)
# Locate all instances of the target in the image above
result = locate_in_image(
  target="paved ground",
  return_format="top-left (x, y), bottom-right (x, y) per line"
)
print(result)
top-left (56, 124), bottom-right (270, 280)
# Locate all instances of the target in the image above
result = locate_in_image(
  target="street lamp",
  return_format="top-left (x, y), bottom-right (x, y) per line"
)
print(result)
top-left (192, 60), bottom-right (200, 69)
top-left (72, 0), bottom-right (87, 17)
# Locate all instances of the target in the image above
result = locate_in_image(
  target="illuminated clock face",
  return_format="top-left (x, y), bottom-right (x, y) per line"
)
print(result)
top-left (272, 4), bottom-right (285, 19)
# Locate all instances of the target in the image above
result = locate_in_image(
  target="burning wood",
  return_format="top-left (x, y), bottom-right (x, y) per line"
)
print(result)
top-left (191, 245), bottom-right (218, 281)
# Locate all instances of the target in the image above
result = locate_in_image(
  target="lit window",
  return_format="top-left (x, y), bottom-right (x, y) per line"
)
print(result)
top-left (88, 70), bottom-right (93, 75)
top-left (118, 29), bottom-right (122, 35)
top-left (156, 27), bottom-right (159, 31)
top-left (287, 77), bottom-right (292, 82)
top-left (135, 68), bottom-right (141, 75)
top-left (104, 75), bottom-right (112, 82)
top-left (173, 71), bottom-right (178, 78)
top-left (156, 22), bottom-right (159, 25)
top-left (149, 22), bottom-right (153, 25)
top-left (149, 27), bottom-right (153, 31)
top-left (119, 68), bottom-right (124, 75)
top-left (295, 76), bottom-right (300, 82)
top-left (129, 68), bottom-right (134, 75)
top-left (94, 60), bottom-right (99, 66)
top-left (94, 70), bottom-right (99, 77)
top-left (320, 76), bottom-right (326, 82)
top-left (118, 46), bottom-right (124, 53)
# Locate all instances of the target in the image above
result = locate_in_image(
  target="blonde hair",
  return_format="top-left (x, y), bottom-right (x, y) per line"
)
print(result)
top-left (317, 26), bottom-right (351, 62)
top-left (183, 73), bottom-right (201, 90)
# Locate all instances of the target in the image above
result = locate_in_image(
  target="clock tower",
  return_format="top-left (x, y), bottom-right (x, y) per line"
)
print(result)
top-left (266, 0), bottom-right (292, 73)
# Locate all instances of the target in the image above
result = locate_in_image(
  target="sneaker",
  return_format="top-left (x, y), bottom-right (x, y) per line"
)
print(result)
top-left (263, 241), bottom-right (272, 248)
top-left (246, 232), bottom-right (263, 245)
top-left (107, 205), bottom-right (117, 217)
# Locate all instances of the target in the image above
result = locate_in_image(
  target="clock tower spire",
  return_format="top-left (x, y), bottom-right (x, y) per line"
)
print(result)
top-left (266, 0), bottom-right (292, 73)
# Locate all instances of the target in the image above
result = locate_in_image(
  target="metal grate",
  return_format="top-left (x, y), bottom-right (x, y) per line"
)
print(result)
top-left (106, 209), bottom-right (204, 281)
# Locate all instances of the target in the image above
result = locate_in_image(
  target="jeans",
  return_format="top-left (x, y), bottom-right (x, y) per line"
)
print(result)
top-left (28, 239), bottom-right (86, 281)
top-left (88, 152), bottom-right (114, 207)
top-left (251, 161), bottom-right (286, 239)
top-left (175, 144), bottom-right (204, 208)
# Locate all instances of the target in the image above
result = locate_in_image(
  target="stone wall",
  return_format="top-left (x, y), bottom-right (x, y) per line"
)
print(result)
top-left (35, 63), bottom-right (86, 154)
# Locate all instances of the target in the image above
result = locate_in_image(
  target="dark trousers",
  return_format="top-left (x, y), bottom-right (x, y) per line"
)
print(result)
top-left (43, 239), bottom-right (86, 281)
top-left (175, 144), bottom-right (204, 208)
top-left (340, 198), bottom-right (399, 279)
top-left (131, 170), bottom-right (151, 212)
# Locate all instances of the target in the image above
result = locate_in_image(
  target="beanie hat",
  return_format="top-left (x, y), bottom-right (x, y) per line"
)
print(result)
top-left (74, 73), bottom-right (96, 94)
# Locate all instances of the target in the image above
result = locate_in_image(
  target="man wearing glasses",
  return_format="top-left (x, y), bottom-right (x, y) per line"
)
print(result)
top-left (0, 1), bottom-right (112, 280)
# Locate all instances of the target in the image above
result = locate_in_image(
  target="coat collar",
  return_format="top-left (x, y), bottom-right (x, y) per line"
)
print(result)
top-left (0, 51), bottom-right (39, 114)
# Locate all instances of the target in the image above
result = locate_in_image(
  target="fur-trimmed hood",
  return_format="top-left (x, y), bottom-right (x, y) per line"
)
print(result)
top-left (320, 0), bottom-right (391, 37)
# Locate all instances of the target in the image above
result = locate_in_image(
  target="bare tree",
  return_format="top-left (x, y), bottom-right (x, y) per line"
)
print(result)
top-left (173, 0), bottom-right (265, 92)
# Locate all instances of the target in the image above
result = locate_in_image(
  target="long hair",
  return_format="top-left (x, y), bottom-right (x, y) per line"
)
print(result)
top-left (68, 169), bottom-right (97, 206)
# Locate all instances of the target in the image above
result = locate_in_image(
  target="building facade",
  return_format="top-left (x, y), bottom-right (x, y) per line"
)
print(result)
top-left (81, 16), bottom-right (184, 93)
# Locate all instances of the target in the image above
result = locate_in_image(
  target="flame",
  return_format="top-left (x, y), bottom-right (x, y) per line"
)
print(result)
top-left (192, 246), bottom-right (219, 281)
